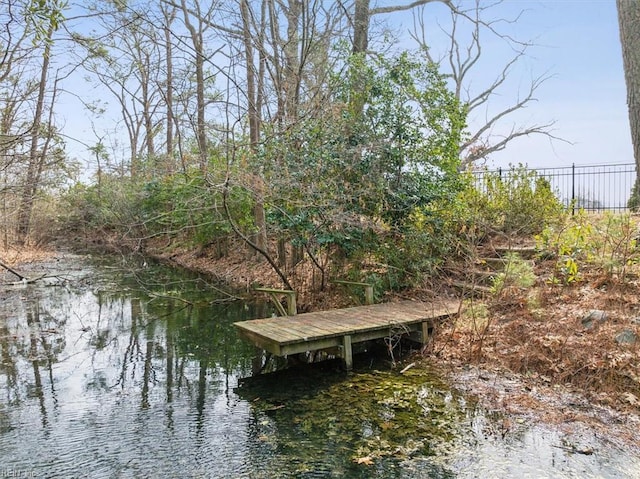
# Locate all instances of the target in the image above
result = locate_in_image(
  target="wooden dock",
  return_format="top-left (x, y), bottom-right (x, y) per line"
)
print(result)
top-left (234, 299), bottom-right (459, 370)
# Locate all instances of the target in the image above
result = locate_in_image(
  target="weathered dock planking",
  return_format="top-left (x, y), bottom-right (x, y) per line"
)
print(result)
top-left (234, 299), bottom-right (459, 370)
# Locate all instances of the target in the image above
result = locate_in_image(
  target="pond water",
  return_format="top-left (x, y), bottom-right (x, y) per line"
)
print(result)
top-left (0, 256), bottom-right (638, 478)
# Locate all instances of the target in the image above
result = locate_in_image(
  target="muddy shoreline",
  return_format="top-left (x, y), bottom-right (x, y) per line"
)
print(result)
top-left (443, 362), bottom-right (640, 455)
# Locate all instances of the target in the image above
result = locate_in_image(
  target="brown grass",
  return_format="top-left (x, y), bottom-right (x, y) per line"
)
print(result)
top-left (434, 269), bottom-right (640, 415)
top-left (0, 245), bottom-right (56, 267)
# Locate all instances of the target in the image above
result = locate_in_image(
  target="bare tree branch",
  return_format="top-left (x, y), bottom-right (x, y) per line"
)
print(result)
top-left (411, 0), bottom-right (565, 165)
top-left (221, 176), bottom-right (294, 291)
top-left (370, 0), bottom-right (450, 15)
top-left (463, 121), bottom-right (566, 164)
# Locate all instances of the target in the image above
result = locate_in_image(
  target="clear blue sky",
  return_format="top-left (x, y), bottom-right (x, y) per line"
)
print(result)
top-left (502, 0), bottom-right (631, 169)
top-left (389, 0), bottom-right (633, 169)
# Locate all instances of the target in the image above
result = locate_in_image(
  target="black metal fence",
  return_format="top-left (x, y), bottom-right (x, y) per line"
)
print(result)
top-left (473, 163), bottom-right (637, 212)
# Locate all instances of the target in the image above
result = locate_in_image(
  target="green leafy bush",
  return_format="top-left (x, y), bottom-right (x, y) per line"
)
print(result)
top-left (260, 50), bottom-right (468, 290)
top-left (60, 168), bottom-right (255, 250)
top-left (490, 252), bottom-right (537, 294)
top-left (59, 176), bottom-right (146, 234)
top-left (470, 165), bottom-right (566, 235)
top-left (536, 211), bottom-right (640, 284)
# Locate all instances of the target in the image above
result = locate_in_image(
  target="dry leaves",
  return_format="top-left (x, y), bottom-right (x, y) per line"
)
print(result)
top-left (353, 456), bottom-right (374, 466)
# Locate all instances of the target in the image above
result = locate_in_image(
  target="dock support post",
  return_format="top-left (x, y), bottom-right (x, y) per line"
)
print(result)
top-left (287, 293), bottom-right (297, 316)
top-left (421, 320), bottom-right (432, 344)
top-left (331, 280), bottom-right (374, 305)
top-left (364, 285), bottom-right (374, 305)
top-left (342, 335), bottom-right (353, 371)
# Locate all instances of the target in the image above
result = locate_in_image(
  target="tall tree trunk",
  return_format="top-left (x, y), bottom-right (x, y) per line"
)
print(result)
top-left (349, 0), bottom-right (371, 121)
top-left (180, 0), bottom-right (208, 170)
top-left (240, 0), bottom-right (268, 251)
top-left (353, 0), bottom-right (370, 54)
top-left (163, 5), bottom-right (176, 169)
top-left (194, 38), bottom-right (206, 169)
top-left (141, 51), bottom-right (156, 161)
top-left (267, 0), bottom-right (285, 125)
top-left (284, 0), bottom-right (301, 118)
top-left (16, 21), bottom-right (54, 245)
top-left (241, 0), bottom-right (259, 149)
top-left (617, 0), bottom-right (640, 206)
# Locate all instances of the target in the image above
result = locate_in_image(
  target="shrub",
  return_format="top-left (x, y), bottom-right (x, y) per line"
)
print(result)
top-left (536, 211), bottom-right (640, 284)
top-left (59, 176), bottom-right (146, 234)
top-left (470, 165), bottom-right (567, 235)
top-left (628, 179), bottom-right (640, 212)
top-left (491, 252), bottom-right (537, 294)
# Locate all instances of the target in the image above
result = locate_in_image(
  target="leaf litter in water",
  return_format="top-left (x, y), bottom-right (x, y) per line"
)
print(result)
top-left (239, 363), bottom-right (469, 470)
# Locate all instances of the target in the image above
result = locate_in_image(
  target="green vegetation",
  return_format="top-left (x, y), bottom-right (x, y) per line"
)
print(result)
top-left (627, 180), bottom-right (640, 211)
top-left (461, 165), bottom-right (566, 236)
top-left (490, 252), bottom-right (537, 295)
top-left (55, 51), bottom-right (472, 292)
top-left (54, 74), bottom-right (575, 298)
top-left (536, 210), bottom-right (640, 284)
top-left (0, 2), bottom-right (581, 297)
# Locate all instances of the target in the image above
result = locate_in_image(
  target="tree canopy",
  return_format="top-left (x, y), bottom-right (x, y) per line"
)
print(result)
top-left (0, 0), bottom-right (562, 289)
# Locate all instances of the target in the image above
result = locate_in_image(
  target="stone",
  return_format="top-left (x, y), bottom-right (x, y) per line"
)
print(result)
top-left (615, 329), bottom-right (638, 345)
top-left (581, 310), bottom-right (608, 330)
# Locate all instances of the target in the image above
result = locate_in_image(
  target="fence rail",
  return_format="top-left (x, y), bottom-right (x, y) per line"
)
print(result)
top-left (473, 163), bottom-right (637, 212)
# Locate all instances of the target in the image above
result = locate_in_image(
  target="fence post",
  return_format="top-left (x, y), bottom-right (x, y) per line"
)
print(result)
top-left (571, 163), bottom-right (576, 215)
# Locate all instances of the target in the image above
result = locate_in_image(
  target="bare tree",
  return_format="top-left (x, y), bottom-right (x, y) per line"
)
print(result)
top-left (177, 0), bottom-right (225, 171)
top-left (0, 1), bottom-right (35, 244)
top-left (617, 0), bottom-right (640, 204)
top-left (0, 1), bottom-right (37, 162)
top-left (211, 0), bottom-right (345, 267)
top-left (73, 5), bottom-right (165, 178)
top-left (16, 6), bottom-right (62, 244)
top-left (238, 0), bottom-right (268, 251)
top-left (411, 0), bottom-right (562, 166)
top-left (344, 0), bottom-right (561, 166)
top-left (161, 4), bottom-right (177, 165)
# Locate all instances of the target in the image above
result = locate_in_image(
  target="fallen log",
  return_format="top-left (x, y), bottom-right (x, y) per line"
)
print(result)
top-left (8, 274), bottom-right (46, 285)
top-left (0, 257), bottom-right (26, 281)
top-left (0, 258), bottom-right (47, 285)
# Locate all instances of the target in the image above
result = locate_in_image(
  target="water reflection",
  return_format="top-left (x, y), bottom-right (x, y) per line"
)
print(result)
top-left (0, 257), bottom-right (638, 478)
top-left (0, 260), bottom-right (265, 477)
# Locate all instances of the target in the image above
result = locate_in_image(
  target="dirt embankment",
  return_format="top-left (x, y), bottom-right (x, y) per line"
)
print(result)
top-left (142, 237), bottom-right (368, 312)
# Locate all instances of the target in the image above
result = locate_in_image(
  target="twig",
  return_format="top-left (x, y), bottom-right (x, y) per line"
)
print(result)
top-left (147, 292), bottom-right (194, 305)
top-left (552, 444), bottom-right (594, 456)
top-left (400, 362), bottom-right (416, 374)
top-left (8, 274), bottom-right (48, 286)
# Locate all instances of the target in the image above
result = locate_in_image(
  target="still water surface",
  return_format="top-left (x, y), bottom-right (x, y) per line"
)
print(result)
top-left (0, 256), bottom-right (638, 478)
